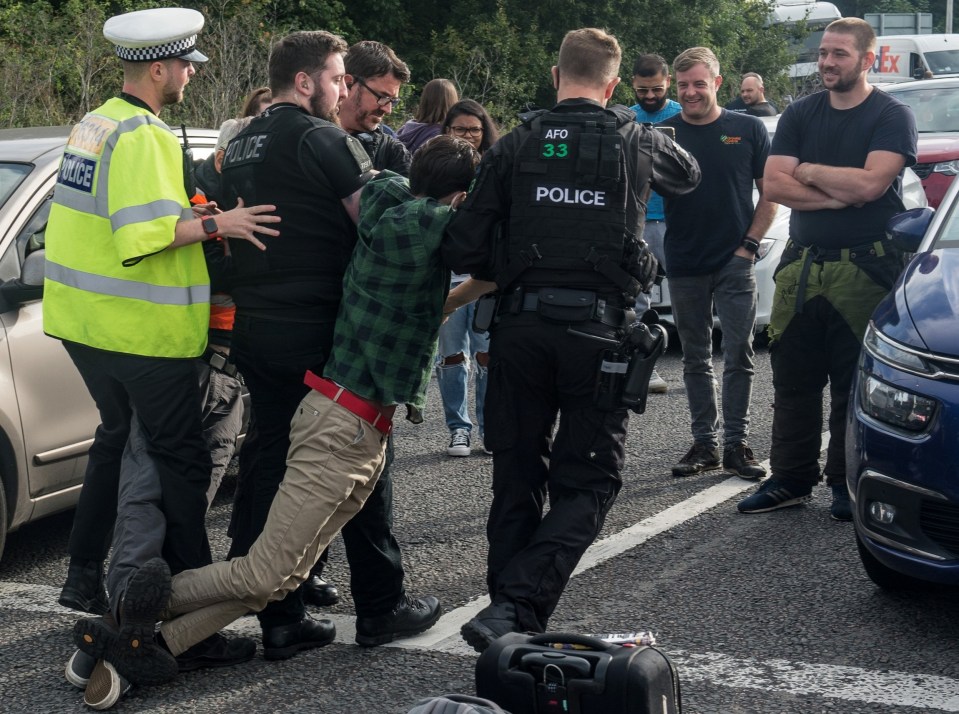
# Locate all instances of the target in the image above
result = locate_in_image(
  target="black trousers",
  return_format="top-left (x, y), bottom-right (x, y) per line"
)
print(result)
top-left (63, 341), bottom-right (212, 575)
top-left (227, 314), bottom-right (404, 628)
top-left (483, 313), bottom-right (628, 633)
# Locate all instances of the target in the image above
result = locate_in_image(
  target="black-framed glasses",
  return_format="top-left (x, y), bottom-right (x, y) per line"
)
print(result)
top-left (354, 77), bottom-right (401, 108)
top-left (450, 125), bottom-right (483, 137)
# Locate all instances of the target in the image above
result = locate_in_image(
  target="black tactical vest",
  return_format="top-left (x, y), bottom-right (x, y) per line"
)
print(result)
top-left (501, 106), bottom-right (648, 295)
top-left (220, 104), bottom-right (363, 300)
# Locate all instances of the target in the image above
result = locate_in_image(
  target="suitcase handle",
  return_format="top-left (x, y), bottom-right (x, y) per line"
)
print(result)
top-left (527, 633), bottom-right (614, 651)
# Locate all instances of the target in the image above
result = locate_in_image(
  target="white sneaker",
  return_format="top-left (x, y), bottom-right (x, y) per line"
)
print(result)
top-left (648, 370), bottom-right (668, 394)
top-left (65, 649), bottom-right (96, 689)
top-left (447, 428), bottom-right (471, 457)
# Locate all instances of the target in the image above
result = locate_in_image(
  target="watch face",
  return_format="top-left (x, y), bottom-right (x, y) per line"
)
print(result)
top-left (202, 216), bottom-right (218, 235)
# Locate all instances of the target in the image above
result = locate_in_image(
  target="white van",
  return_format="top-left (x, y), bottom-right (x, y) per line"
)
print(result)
top-left (869, 34), bottom-right (959, 83)
top-left (770, 1), bottom-right (843, 79)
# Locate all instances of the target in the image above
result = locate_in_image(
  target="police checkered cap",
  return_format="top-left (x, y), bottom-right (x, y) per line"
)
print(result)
top-left (103, 8), bottom-right (208, 63)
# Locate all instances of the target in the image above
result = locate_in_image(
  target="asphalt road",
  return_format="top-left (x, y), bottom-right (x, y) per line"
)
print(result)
top-left (2, 340), bottom-right (958, 713)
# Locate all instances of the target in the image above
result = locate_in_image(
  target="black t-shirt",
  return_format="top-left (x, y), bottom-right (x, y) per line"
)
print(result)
top-left (771, 89), bottom-right (917, 249)
top-left (221, 103), bottom-right (371, 317)
top-left (659, 109), bottom-right (770, 278)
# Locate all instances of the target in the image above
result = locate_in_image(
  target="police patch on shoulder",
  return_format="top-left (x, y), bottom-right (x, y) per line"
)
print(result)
top-left (345, 135), bottom-right (374, 174)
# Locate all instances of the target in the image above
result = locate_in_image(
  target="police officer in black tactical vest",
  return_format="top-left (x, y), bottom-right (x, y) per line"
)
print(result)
top-left (443, 27), bottom-right (701, 653)
top-left (219, 30), bottom-right (440, 660)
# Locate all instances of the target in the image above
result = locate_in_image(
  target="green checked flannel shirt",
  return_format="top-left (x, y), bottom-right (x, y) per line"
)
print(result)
top-left (324, 171), bottom-right (452, 421)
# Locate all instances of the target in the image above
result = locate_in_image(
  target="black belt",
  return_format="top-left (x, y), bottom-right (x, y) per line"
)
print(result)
top-left (499, 289), bottom-right (633, 328)
top-left (788, 240), bottom-right (889, 314)
top-left (201, 347), bottom-right (239, 377)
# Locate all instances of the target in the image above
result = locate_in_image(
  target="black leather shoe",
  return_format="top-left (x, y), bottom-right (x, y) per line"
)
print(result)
top-left (355, 594), bottom-right (442, 647)
top-left (59, 558), bottom-right (109, 615)
top-left (262, 617), bottom-right (336, 661)
top-left (174, 632), bottom-right (257, 672)
top-left (302, 575), bottom-right (340, 608)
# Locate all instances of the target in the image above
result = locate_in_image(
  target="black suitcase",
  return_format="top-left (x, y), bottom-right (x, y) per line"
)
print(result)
top-left (475, 632), bottom-right (681, 714)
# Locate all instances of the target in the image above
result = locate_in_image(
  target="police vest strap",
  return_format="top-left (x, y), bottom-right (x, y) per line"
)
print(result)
top-left (583, 246), bottom-right (641, 297)
top-left (495, 243), bottom-right (543, 291)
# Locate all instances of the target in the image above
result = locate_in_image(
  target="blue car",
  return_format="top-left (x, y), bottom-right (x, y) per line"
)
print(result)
top-left (847, 178), bottom-right (959, 590)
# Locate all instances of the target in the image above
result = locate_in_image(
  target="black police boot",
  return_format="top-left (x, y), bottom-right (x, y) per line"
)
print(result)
top-left (354, 594), bottom-right (441, 647)
top-left (170, 632), bottom-right (258, 672)
top-left (302, 574), bottom-right (340, 608)
top-left (262, 617), bottom-right (336, 661)
top-left (59, 558), bottom-right (109, 615)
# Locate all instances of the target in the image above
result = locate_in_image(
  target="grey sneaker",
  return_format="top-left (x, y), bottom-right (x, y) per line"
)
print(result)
top-left (723, 443), bottom-right (766, 480)
top-left (648, 370), bottom-right (668, 394)
top-left (65, 648), bottom-right (97, 689)
top-left (447, 428), bottom-right (471, 457)
top-left (672, 442), bottom-right (720, 477)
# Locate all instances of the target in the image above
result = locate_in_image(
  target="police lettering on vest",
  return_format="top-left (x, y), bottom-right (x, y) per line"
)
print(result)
top-left (533, 185), bottom-right (607, 207)
top-left (223, 133), bottom-right (271, 167)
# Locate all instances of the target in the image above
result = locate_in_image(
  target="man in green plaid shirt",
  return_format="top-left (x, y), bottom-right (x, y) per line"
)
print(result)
top-left (139, 137), bottom-right (481, 665)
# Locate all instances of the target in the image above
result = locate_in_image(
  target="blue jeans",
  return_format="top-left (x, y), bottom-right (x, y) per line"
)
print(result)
top-left (669, 255), bottom-right (757, 449)
top-left (436, 301), bottom-right (490, 435)
top-left (635, 220), bottom-right (667, 318)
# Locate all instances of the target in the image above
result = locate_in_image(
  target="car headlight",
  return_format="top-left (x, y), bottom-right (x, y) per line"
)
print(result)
top-left (863, 322), bottom-right (935, 375)
top-left (859, 372), bottom-right (937, 432)
top-left (932, 160), bottom-right (959, 176)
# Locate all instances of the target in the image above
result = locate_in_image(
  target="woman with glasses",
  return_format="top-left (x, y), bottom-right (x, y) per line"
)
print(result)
top-left (397, 78), bottom-right (459, 154)
top-left (436, 99), bottom-right (500, 456)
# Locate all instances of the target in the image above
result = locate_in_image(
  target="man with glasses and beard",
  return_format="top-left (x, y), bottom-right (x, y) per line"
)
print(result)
top-left (629, 53), bottom-right (682, 393)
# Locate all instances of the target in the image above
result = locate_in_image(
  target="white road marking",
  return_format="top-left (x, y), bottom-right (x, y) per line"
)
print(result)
top-left (12, 433), bottom-right (959, 710)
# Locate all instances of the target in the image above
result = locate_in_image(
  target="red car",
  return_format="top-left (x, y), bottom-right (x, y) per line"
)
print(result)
top-left (883, 78), bottom-right (959, 209)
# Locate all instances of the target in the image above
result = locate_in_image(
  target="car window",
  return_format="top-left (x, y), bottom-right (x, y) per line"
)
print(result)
top-left (0, 162), bottom-right (31, 209)
top-left (935, 194), bottom-right (959, 248)
top-left (892, 87), bottom-right (959, 132)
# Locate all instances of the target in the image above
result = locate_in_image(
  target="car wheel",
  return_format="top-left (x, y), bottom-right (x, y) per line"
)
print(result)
top-left (0, 473), bottom-right (6, 563)
top-left (856, 532), bottom-right (925, 591)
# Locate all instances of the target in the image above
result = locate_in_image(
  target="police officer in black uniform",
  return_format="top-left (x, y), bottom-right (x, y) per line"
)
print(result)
top-left (218, 30), bottom-right (437, 659)
top-left (444, 28), bottom-right (701, 653)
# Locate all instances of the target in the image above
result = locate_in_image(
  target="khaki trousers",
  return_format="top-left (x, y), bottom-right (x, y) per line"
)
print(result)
top-left (158, 389), bottom-right (388, 655)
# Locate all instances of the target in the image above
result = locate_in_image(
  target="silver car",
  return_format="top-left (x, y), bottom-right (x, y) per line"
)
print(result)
top-left (649, 114), bottom-right (929, 336)
top-left (0, 126), bottom-right (218, 561)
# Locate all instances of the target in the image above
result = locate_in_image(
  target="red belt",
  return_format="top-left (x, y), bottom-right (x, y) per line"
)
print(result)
top-left (303, 372), bottom-right (393, 435)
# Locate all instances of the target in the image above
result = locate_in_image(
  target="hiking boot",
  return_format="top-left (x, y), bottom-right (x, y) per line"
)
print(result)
top-left (831, 484), bottom-right (853, 522)
top-left (447, 428), bottom-right (471, 457)
top-left (461, 601), bottom-right (521, 654)
top-left (83, 659), bottom-right (130, 711)
top-left (73, 559), bottom-right (178, 686)
top-left (59, 558), bottom-right (108, 615)
top-left (671, 443), bottom-right (720, 477)
top-left (737, 478), bottom-right (813, 514)
top-left (355, 594), bottom-right (442, 646)
top-left (648, 370), bottom-right (668, 394)
top-left (65, 648), bottom-right (97, 689)
top-left (302, 575), bottom-right (340, 608)
top-left (723, 443), bottom-right (766, 480)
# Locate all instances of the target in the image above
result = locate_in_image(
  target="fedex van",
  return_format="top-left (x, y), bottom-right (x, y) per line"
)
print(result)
top-left (869, 34), bottom-right (959, 83)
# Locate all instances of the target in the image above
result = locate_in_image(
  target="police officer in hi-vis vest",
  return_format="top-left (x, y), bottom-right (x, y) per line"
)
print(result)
top-left (443, 27), bottom-right (701, 653)
top-left (43, 8), bottom-right (279, 699)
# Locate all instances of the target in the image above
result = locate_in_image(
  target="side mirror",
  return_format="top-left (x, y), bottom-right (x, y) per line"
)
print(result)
top-left (0, 249), bottom-right (45, 311)
top-left (886, 207), bottom-right (934, 253)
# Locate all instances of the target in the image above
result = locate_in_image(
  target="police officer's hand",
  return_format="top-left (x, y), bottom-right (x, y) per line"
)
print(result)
top-left (217, 198), bottom-right (281, 251)
top-left (636, 241), bottom-right (658, 293)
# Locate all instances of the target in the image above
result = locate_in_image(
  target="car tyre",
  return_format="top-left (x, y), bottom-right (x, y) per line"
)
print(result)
top-left (0, 473), bottom-right (6, 562)
top-left (856, 532), bottom-right (926, 591)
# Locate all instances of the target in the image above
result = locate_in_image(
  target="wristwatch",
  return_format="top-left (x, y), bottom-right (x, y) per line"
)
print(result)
top-left (201, 216), bottom-right (219, 239)
top-left (741, 236), bottom-right (760, 254)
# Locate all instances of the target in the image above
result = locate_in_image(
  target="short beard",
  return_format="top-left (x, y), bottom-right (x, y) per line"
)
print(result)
top-left (310, 94), bottom-right (339, 124)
